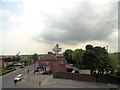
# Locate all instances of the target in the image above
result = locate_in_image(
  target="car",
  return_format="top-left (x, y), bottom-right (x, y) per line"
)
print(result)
top-left (40, 71), bottom-right (45, 74)
top-left (34, 69), bottom-right (39, 73)
top-left (19, 65), bottom-right (25, 68)
top-left (40, 71), bottom-right (52, 75)
top-left (14, 74), bottom-right (23, 81)
top-left (36, 67), bottom-right (40, 69)
top-left (71, 70), bottom-right (80, 74)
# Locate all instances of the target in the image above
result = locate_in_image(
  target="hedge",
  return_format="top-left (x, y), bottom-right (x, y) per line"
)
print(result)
top-left (2, 67), bottom-right (16, 75)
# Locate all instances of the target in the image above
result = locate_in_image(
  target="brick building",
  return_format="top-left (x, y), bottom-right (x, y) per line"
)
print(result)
top-left (0, 56), bottom-right (6, 69)
top-left (39, 52), bottom-right (67, 73)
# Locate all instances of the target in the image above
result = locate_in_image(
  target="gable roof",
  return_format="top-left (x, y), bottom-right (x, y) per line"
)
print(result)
top-left (40, 54), bottom-right (57, 60)
top-left (56, 56), bottom-right (66, 60)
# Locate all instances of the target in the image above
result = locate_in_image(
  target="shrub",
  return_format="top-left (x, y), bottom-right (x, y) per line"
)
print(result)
top-left (2, 67), bottom-right (16, 75)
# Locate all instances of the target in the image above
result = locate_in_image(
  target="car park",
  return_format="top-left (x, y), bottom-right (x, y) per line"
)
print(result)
top-left (14, 74), bottom-right (23, 81)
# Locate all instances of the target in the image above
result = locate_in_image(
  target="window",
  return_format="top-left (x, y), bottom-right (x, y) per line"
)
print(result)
top-left (59, 60), bottom-right (64, 64)
top-left (46, 61), bottom-right (48, 65)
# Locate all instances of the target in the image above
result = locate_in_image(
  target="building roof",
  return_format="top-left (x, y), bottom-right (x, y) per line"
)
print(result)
top-left (40, 54), bottom-right (57, 60)
top-left (56, 56), bottom-right (66, 60)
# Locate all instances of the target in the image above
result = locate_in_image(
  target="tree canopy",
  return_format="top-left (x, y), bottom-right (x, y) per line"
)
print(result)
top-left (63, 49), bottom-right (84, 67)
top-left (32, 53), bottom-right (39, 63)
top-left (63, 49), bottom-right (73, 64)
top-left (82, 44), bottom-right (113, 75)
top-left (72, 49), bottom-right (84, 67)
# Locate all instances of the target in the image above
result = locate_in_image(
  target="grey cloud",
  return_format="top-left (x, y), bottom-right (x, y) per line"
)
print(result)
top-left (36, 2), bottom-right (118, 45)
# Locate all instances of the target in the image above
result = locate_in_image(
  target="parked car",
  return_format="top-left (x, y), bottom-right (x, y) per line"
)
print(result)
top-left (40, 71), bottom-right (52, 75)
top-left (71, 70), bottom-right (80, 74)
top-left (14, 62), bottom-right (22, 66)
top-left (34, 69), bottom-right (39, 73)
top-left (19, 65), bottom-right (25, 68)
top-left (14, 74), bottom-right (23, 81)
top-left (36, 67), bottom-right (40, 69)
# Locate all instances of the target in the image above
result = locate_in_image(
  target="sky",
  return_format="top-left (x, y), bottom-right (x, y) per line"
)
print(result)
top-left (0, 0), bottom-right (119, 55)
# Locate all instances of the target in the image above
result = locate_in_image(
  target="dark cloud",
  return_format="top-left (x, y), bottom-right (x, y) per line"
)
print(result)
top-left (36, 2), bottom-right (118, 45)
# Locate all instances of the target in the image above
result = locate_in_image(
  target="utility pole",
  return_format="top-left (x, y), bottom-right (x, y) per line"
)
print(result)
top-left (106, 45), bottom-right (108, 53)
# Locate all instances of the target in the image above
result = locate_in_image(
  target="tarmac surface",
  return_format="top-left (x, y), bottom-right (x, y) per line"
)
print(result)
top-left (24, 72), bottom-right (119, 88)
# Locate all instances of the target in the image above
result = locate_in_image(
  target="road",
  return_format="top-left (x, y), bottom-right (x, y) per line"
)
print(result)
top-left (2, 64), bottom-right (79, 88)
top-left (2, 65), bottom-right (36, 88)
top-left (1, 64), bottom-right (119, 89)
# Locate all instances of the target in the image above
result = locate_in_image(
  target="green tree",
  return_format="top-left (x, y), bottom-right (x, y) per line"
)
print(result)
top-left (86, 44), bottom-right (93, 51)
top-left (63, 49), bottom-right (73, 64)
top-left (93, 46), bottom-right (113, 74)
top-left (110, 53), bottom-right (120, 78)
top-left (72, 49), bottom-right (84, 67)
top-left (16, 56), bottom-right (20, 62)
top-left (20, 58), bottom-right (34, 66)
top-left (5, 57), bottom-right (12, 62)
top-left (10, 56), bottom-right (20, 62)
top-left (32, 53), bottom-right (38, 63)
top-left (82, 44), bottom-right (113, 75)
top-left (82, 45), bottom-right (96, 74)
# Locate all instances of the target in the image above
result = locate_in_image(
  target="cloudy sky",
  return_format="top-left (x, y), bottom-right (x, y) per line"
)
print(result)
top-left (0, 0), bottom-right (118, 55)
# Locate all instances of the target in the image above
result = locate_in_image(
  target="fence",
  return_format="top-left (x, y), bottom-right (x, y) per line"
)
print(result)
top-left (53, 72), bottom-right (120, 84)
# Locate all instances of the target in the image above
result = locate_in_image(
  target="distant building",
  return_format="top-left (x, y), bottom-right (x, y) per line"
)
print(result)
top-left (0, 56), bottom-right (6, 69)
top-left (39, 52), bottom-right (67, 72)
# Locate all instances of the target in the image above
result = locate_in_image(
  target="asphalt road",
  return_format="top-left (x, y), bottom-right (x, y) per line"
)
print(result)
top-left (2, 65), bottom-right (35, 88)
top-left (1, 64), bottom-right (119, 89)
top-left (2, 64), bottom-right (78, 88)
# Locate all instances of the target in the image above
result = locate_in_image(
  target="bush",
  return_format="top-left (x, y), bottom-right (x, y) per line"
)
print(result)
top-left (2, 67), bottom-right (16, 75)
top-left (109, 53), bottom-right (120, 78)
top-left (113, 69), bottom-right (120, 78)
top-left (20, 58), bottom-right (34, 66)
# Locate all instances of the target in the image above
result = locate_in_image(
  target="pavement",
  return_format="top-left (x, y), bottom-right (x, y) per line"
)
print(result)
top-left (24, 73), bottom-right (53, 85)
top-left (23, 72), bottom-right (119, 88)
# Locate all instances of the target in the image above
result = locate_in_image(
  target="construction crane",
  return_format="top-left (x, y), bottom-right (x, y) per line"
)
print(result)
top-left (15, 51), bottom-right (20, 62)
top-left (16, 51), bottom-right (20, 57)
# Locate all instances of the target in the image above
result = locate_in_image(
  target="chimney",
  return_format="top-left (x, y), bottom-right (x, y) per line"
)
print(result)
top-left (48, 52), bottom-right (53, 54)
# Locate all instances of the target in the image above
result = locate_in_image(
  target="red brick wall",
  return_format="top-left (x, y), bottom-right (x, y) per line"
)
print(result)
top-left (53, 72), bottom-right (120, 84)
top-left (52, 60), bottom-right (66, 72)
top-left (39, 60), bottom-right (47, 66)
top-left (39, 60), bottom-right (66, 72)
top-left (0, 59), bottom-right (5, 68)
top-left (53, 72), bottom-right (96, 82)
